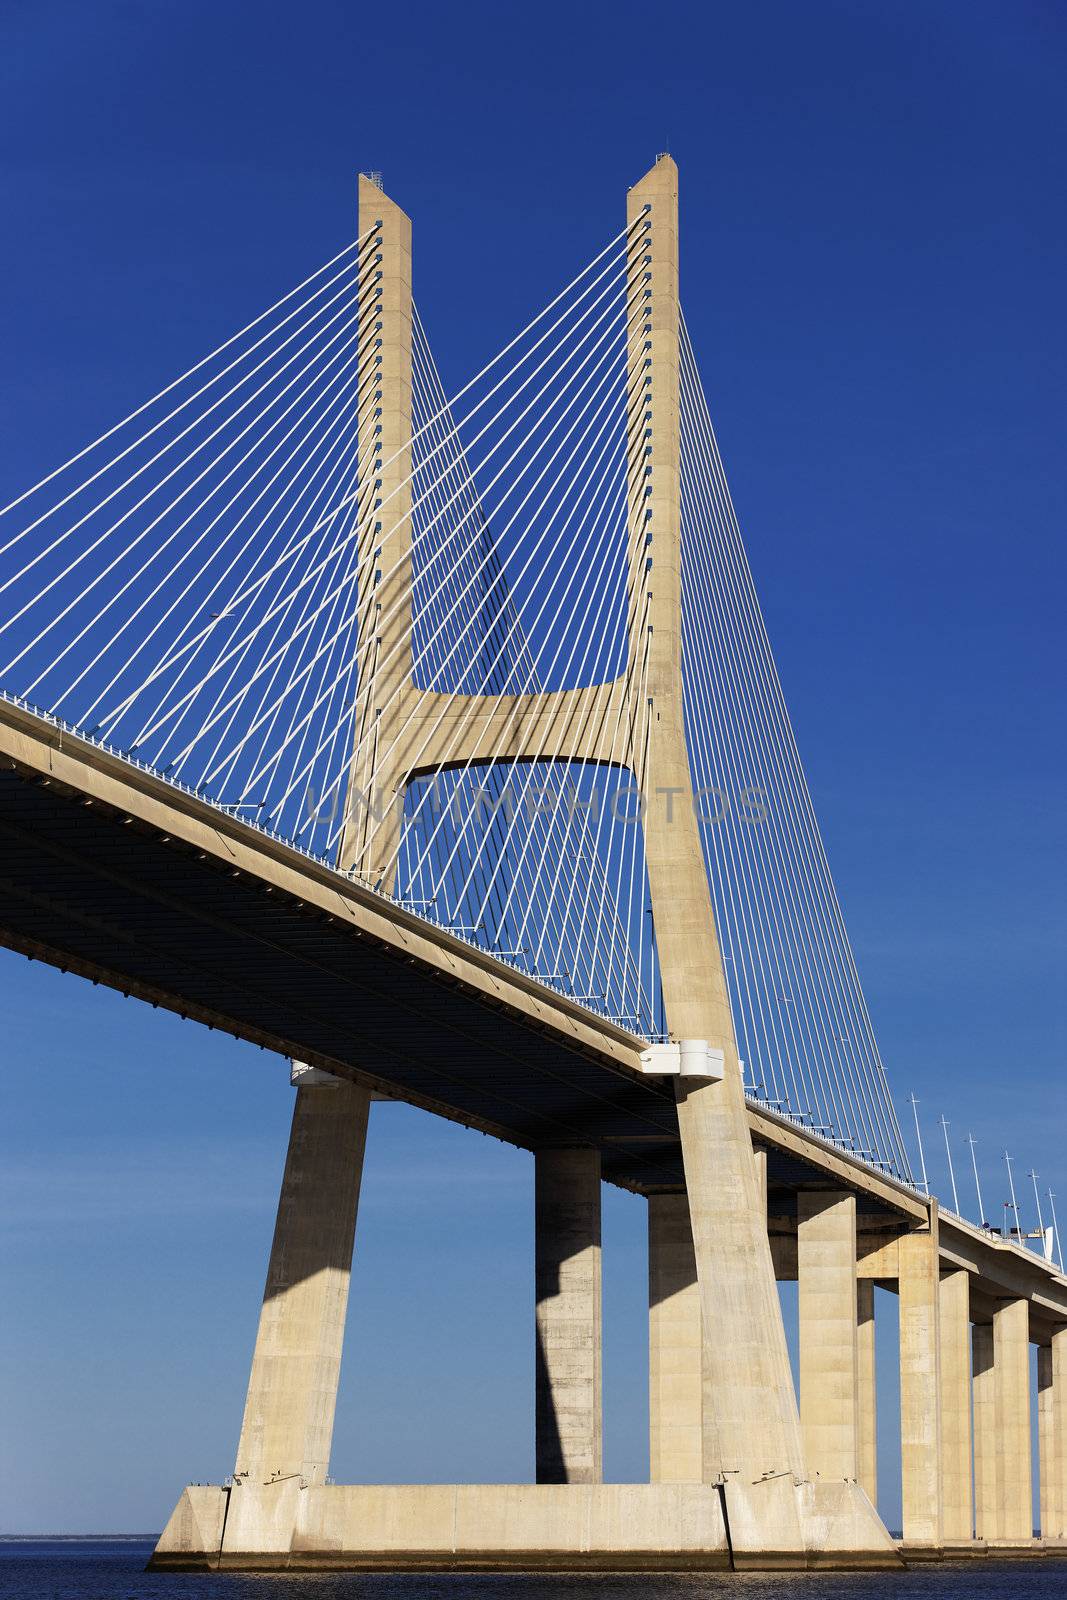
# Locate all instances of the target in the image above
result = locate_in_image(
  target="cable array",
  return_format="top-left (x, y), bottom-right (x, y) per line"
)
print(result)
top-left (0, 215), bottom-right (911, 1174)
top-left (679, 315), bottom-right (911, 1177)
top-left (322, 218), bottom-right (661, 1030)
top-left (0, 221), bottom-right (661, 1035)
top-left (391, 312), bottom-right (657, 1026)
top-left (0, 228), bottom-right (381, 837)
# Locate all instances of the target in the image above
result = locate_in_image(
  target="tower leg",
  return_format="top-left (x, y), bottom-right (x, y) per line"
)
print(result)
top-left (898, 1215), bottom-right (943, 1549)
top-left (677, 1075), bottom-right (804, 1485)
top-left (993, 1297), bottom-right (1033, 1545)
top-left (648, 1192), bottom-right (702, 1482)
top-left (856, 1279), bottom-right (878, 1504)
top-left (798, 1191), bottom-right (859, 1481)
top-left (234, 1077), bottom-right (371, 1486)
top-left (938, 1268), bottom-right (973, 1543)
top-left (535, 1148), bottom-right (602, 1483)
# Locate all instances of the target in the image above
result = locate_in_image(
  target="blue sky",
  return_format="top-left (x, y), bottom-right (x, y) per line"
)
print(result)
top-left (1, 0), bottom-right (1064, 1536)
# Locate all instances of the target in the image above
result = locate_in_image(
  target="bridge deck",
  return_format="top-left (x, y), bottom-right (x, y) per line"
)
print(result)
top-left (0, 699), bottom-right (903, 1203)
top-left (2, 698), bottom-right (1066, 1331)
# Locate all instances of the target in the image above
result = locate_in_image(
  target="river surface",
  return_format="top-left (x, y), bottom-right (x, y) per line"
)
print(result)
top-left (2, 1540), bottom-right (1066, 1600)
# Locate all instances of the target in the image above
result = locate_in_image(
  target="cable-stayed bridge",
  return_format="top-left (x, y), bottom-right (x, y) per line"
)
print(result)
top-left (1, 158), bottom-right (1064, 1570)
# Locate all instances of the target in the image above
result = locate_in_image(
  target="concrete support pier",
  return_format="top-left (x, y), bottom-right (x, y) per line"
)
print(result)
top-left (993, 1297), bottom-right (1032, 1545)
top-left (535, 1148), bottom-right (603, 1483)
top-left (648, 1192), bottom-right (702, 1482)
top-left (938, 1269), bottom-right (973, 1544)
top-left (798, 1191), bottom-right (859, 1480)
top-left (973, 1322), bottom-right (998, 1542)
top-left (856, 1278), bottom-right (878, 1504)
top-left (898, 1214), bottom-right (942, 1550)
top-left (1046, 1326), bottom-right (1067, 1540)
top-left (233, 1077), bottom-right (371, 1488)
top-left (1039, 1344), bottom-right (1056, 1539)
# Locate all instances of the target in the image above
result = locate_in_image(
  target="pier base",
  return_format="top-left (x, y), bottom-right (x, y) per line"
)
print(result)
top-left (151, 1478), bottom-right (902, 1572)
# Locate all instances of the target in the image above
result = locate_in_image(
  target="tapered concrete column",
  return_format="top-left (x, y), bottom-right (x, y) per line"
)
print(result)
top-left (1051, 1326), bottom-right (1067, 1539)
top-left (993, 1297), bottom-right (1032, 1542)
top-left (235, 1078), bottom-right (371, 1485)
top-left (797, 1191), bottom-right (858, 1480)
top-left (898, 1210), bottom-right (942, 1547)
top-left (939, 1269), bottom-right (973, 1542)
top-left (856, 1278), bottom-right (878, 1503)
top-left (648, 1193), bottom-right (702, 1482)
top-left (625, 155), bottom-right (806, 1494)
top-left (535, 1148), bottom-right (602, 1483)
top-left (340, 175), bottom-right (413, 887)
top-left (1038, 1345), bottom-right (1055, 1538)
top-left (972, 1322), bottom-right (998, 1541)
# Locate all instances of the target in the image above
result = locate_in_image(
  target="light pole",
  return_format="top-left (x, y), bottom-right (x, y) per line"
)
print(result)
top-left (1004, 1151), bottom-right (1022, 1244)
top-left (909, 1093), bottom-right (929, 1196)
top-left (967, 1132), bottom-right (986, 1227)
top-left (940, 1115), bottom-right (960, 1213)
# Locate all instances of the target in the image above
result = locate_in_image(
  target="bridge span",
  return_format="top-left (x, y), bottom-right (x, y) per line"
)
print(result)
top-left (2, 155), bottom-right (1064, 1569)
top-left (3, 678), bottom-right (1065, 1568)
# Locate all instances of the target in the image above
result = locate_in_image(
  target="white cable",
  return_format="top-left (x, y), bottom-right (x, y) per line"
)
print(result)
top-left (0, 248), bottom-right (373, 584)
top-left (680, 322), bottom-right (908, 1169)
top-left (35, 308), bottom-right (370, 716)
top-left (682, 330), bottom-right (896, 1156)
top-left (74, 345), bottom-right (377, 735)
top-left (174, 377), bottom-right (371, 791)
top-left (231, 284), bottom-right (634, 812)
top-left (416, 369), bottom-right (632, 922)
top-left (404, 315), bottom-right (638, 983)
top-left (0, 271), bottom-right (368, 686)
top-left (97, 256), bottom-right (629, 749)
top-left (339, 300), bottom-right (636, 871)
top-left (0, 231), bottom-right (374, 523)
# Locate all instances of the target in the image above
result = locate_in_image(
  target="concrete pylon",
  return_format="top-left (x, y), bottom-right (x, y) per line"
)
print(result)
top-left (233, 1077), bottom-right (371, 1489)
top-left (329, 154), bottom-right (870, 1529)
top-left (153, 158), bottom-right (901, 1571)
top-left (1050, 1325), bottom-right (1067, 1540)
top-left (535, 1149), bottom-right (602, 1483)
top-left (938, 1268), bottom-right (973, 1544)
top-left (623, 156), bottom-right (893, 1564)
top-left (648, 1192), bottom-right (702, 1482)
top-left (629, 159), bottom-right (803, 1501)
top-left (340, 175), bottom-right (413, 890)
top-left (1038, 1344), bottom-right (1055, 1539)
top-left (993, 1297), bottom-right (1033, 1545)
top-left (898, 1211), bottom-right (943, 1550)
top-left (856, 1279), bottom-right (878, 1504)
top-left (797, 1191), bottom-right (859, 1480)
top-left (972, 1321), bottom-right (998, 1541)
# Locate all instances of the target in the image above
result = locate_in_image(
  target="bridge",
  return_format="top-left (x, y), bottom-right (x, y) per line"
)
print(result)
top-left (1, 156), bottom-right (1064, 1570)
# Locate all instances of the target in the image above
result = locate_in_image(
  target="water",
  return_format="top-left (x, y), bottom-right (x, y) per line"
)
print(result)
top-left (1, 1541), bottom-right (1065, 1600)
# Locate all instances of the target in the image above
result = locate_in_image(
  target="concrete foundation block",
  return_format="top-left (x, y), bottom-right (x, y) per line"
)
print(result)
top-left (149, 1477), bottom-right (967, 1571)
top-left (724, 1475), bottom-right (902, 1570)
top-left (153, 1485), bottom-right (227, 1567)
top-left (801, 1479), bottom-right (903, 1567)
top-left (220, 1476), bottom-right (304, 1562)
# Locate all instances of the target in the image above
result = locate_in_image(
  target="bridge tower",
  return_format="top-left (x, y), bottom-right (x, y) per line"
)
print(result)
top-left (0, 101), bottom-right (1061, 1570)
top-left (156, 157), bottom-right (899, 1568)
